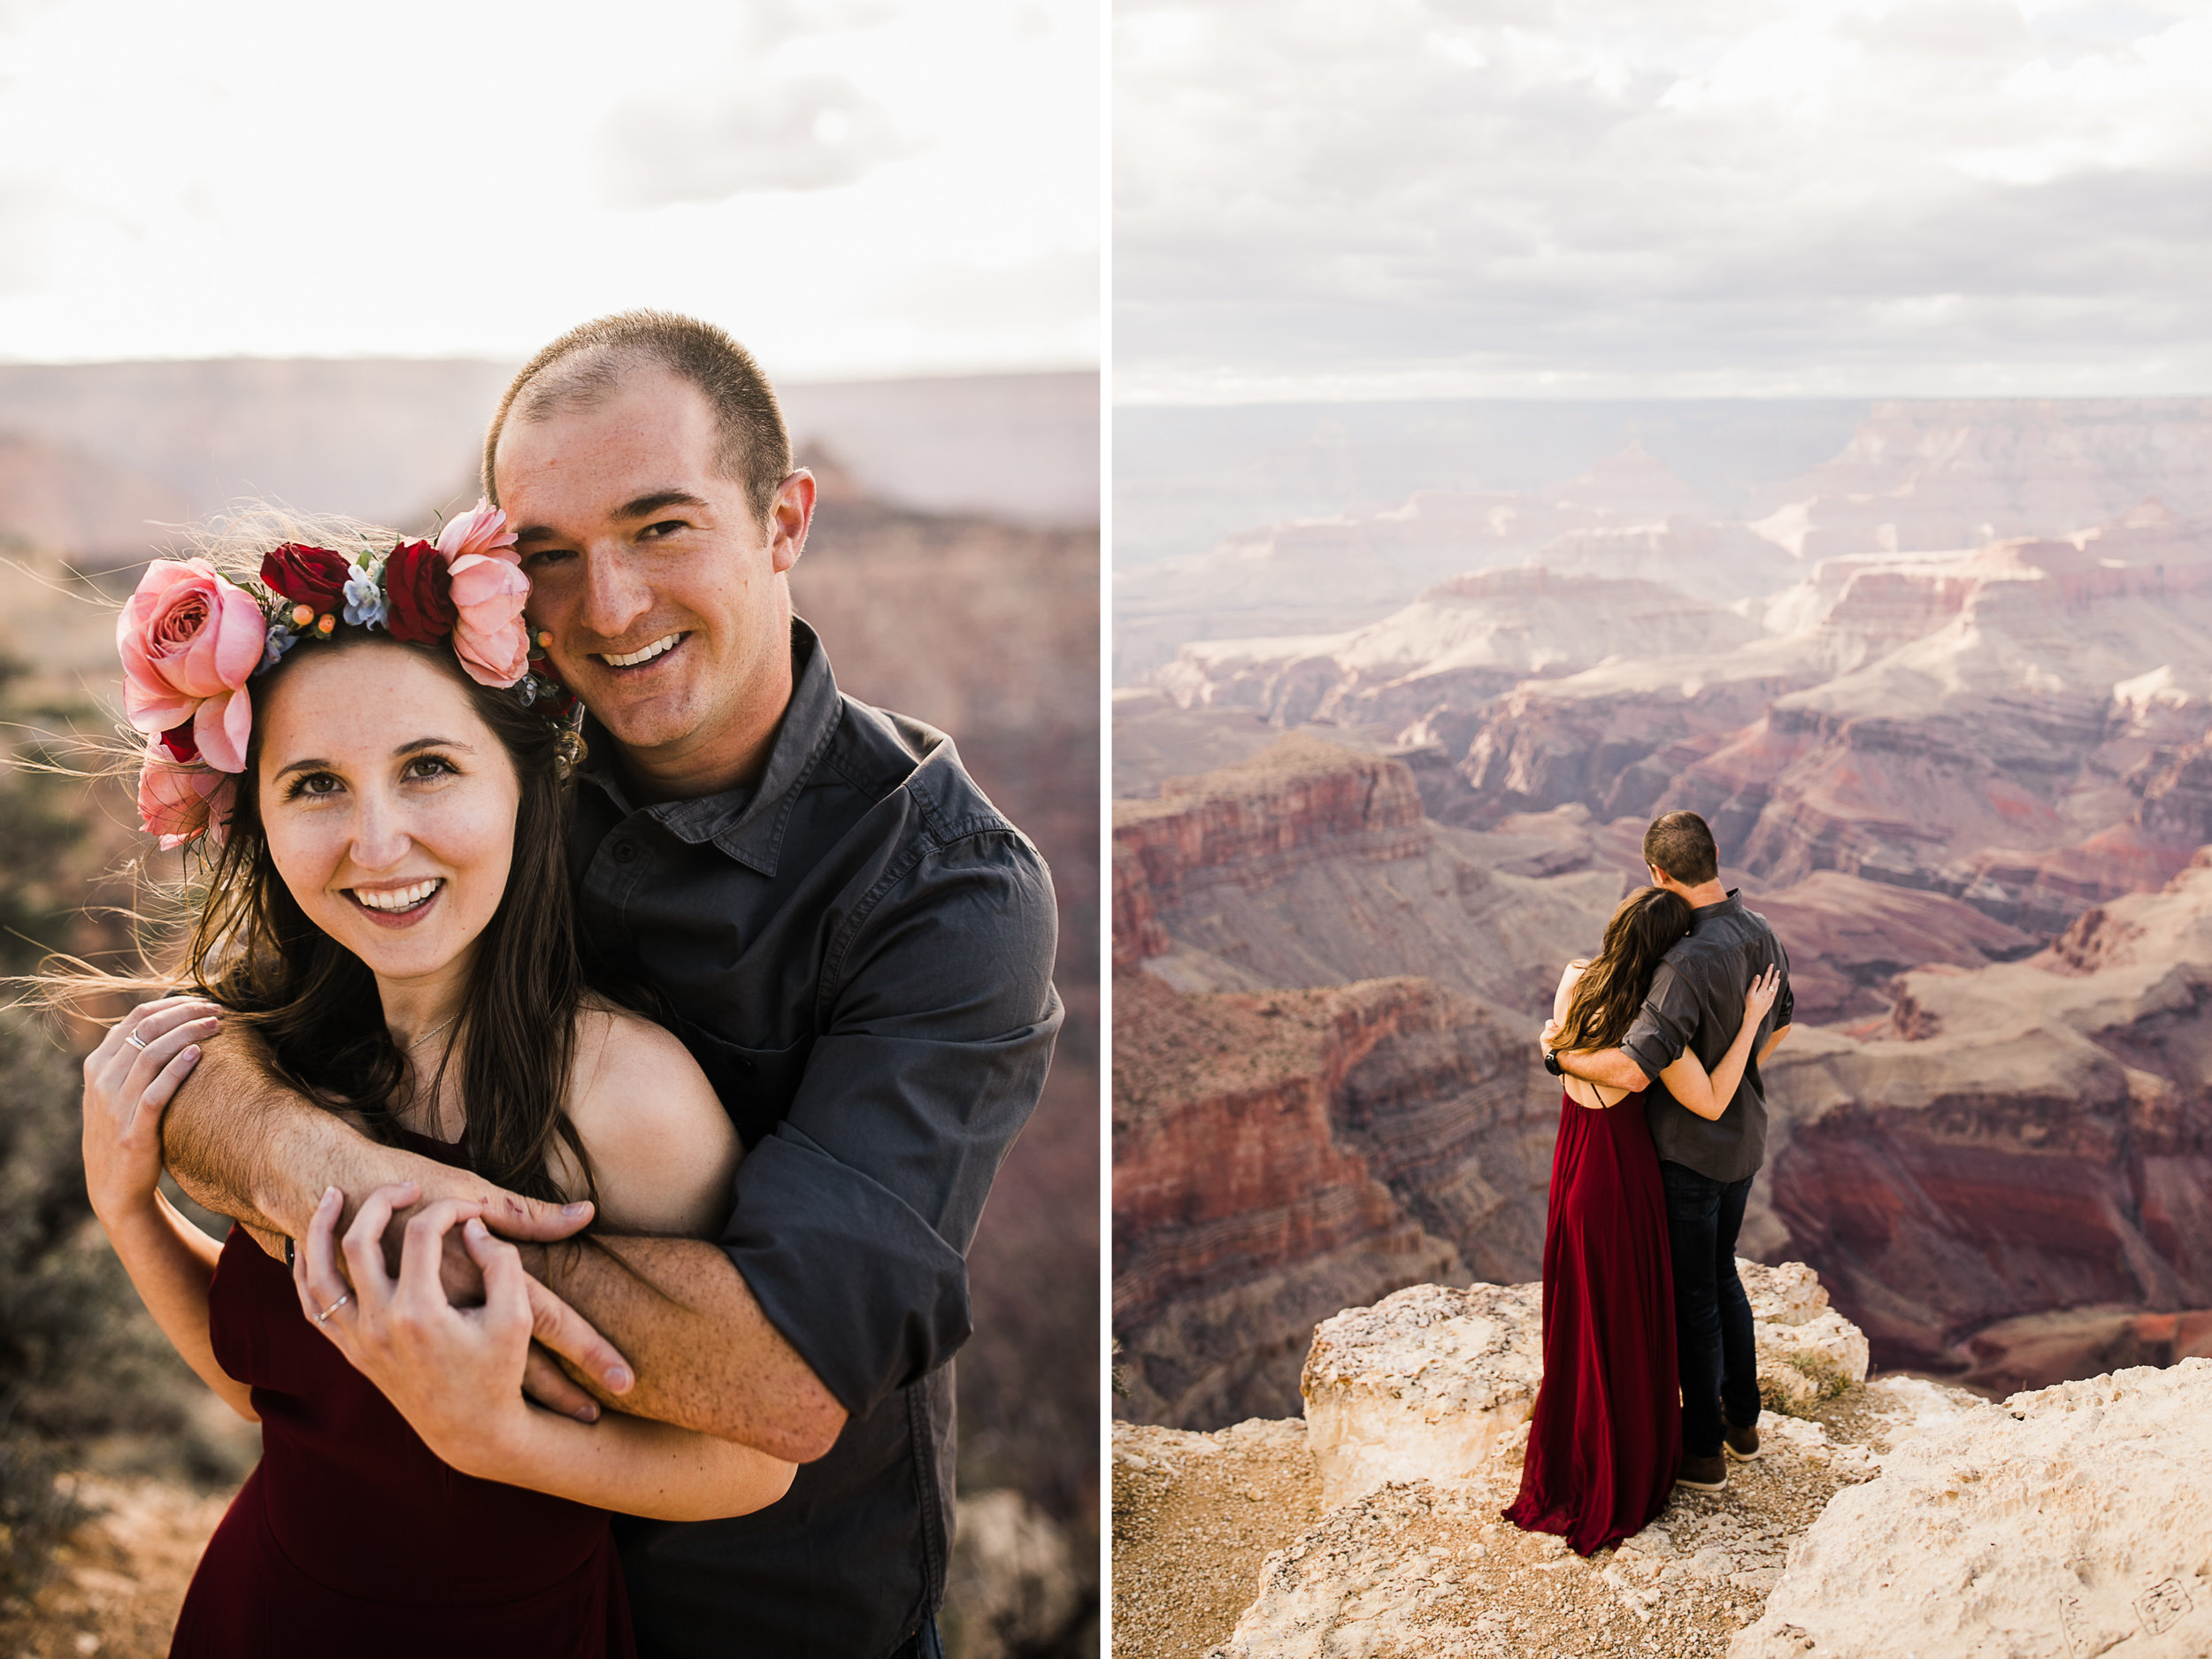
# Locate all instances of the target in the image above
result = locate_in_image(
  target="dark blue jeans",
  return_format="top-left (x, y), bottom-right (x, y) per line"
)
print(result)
top-left (1659, 1160), bottom-right (1761, 1459)
top-left (889, 1616), bottom-right (944, 1659)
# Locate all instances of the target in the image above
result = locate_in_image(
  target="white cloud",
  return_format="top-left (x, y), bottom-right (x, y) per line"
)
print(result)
top-left (0, 0), bottom-right (1098, 376)
top-left (1115, 0), bottom-right (2212, 400)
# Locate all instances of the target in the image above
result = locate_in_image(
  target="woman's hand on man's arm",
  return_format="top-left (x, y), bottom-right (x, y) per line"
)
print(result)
top-left (149, 999), bottom-right (630, 1417)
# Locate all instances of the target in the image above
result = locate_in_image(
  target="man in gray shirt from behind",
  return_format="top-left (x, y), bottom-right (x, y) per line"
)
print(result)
top-left (1552, 810), bottom-right (1793, 1493)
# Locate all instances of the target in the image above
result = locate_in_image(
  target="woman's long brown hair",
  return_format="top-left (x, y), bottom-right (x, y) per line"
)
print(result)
top-left (1555, 885), bottom-right (1695, 1057)
top-left (39, 511), bottom-right (594, 1207)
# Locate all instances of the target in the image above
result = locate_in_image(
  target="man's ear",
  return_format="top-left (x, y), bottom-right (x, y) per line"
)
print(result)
top-left (768, 469), bottom-right (816, 575)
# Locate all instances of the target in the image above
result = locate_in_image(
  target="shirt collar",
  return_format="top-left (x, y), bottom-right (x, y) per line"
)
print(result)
top-left (1693, 888), bottom-right (1744, 922)
top-left (574, 618), bottom-right (844, 878)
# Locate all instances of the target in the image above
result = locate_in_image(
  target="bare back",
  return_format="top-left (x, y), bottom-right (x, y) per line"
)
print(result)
top-left (1554, 963), bottom-right (1632, 1110)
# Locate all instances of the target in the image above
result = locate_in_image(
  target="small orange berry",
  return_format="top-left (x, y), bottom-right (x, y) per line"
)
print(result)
top-left (291, 603), bottom-right (314, 628)
top-left (316, 613), bottom-right (336, 635)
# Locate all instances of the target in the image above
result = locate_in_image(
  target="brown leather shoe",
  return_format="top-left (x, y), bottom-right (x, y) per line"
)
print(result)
top-left (1723, 1414), bottom-right (1761, 1461)
top-left (1677, 1452), bottom-right (1726, 1492)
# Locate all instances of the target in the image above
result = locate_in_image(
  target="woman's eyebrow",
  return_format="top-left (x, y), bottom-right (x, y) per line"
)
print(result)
top-left (273, 757), bottom-right (332, 779)
top-left (395, 737), bottom-right (474, 756)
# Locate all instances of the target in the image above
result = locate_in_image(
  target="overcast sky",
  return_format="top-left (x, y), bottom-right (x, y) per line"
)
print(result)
top-left (1116, 0), bottom-right (2212, 403)
top-left (0, 0), bottom-right (1098, 378)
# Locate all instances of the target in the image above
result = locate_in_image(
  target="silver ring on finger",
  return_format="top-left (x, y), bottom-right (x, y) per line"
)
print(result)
top-left (124, 1033), bottom-right (150, 1051)
top-left (315, 1293), bottom-right (351, 1325)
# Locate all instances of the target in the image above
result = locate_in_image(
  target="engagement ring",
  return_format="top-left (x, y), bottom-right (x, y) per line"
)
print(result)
top-left (315, 1294), bottom-right (351, 1325)
top-left (123, 1033), bottom-right (150, 1051)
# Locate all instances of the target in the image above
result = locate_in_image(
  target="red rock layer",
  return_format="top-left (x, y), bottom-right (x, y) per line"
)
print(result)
top-left (1111, 842), bottom-right (1171, 969)
top-left (1956, 1305), bottom-right (2212, 1396)
top-left (1765, 857), bottom-right (2212, 1371)
top-left (1111, 928), bottom-right (1563, 1430)
top-left (1112, 972), bottom-right (1452, 1329)
top-left (1112, 734), bottom-right (1428, 922)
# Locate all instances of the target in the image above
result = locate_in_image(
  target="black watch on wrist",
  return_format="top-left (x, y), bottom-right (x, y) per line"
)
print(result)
top-left (1542, 1048), bottom-right (1564, 1077)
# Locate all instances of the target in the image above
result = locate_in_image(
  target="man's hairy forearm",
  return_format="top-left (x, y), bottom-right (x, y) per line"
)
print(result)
top-left (164, 1026), bottom-right (579, 1256)
top-left (528, 1234), bottom-right (848, 1464)
top-left (161, 1026), bottom-right (378, 1239)
top-left (1555, 1046), bottom-right (1651, 1092)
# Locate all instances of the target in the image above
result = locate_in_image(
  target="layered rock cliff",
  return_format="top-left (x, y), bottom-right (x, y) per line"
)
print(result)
top-left (1113, 959), bottom-right (1570, 1427)
top-left (1758, 852), bottom-right (2212, 1375)
top-left (1112, 735), bottom-right (1612, 1428)
top-left (1111, 970), bottom-right (1469, 1427)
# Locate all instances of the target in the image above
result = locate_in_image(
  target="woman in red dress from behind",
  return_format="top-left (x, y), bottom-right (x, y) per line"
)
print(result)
top-left (61, 512), bottom-right (795, 1656)
top-left (1505, 887), bottom-right (1779, 1555)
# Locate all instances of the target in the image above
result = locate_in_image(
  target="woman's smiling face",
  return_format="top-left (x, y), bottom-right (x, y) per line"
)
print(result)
top-left (255, 641), bottom-right (520, 995)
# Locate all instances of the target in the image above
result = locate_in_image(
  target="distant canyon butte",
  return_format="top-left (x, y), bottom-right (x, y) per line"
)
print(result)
top-left (1112, 397), bottom-right (2212, 1430)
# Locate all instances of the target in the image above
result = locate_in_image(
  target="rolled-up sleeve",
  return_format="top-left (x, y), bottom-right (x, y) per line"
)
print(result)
top-left (1620, 961), bottom-right (1699, 1086)
top-left (719, 830), bottom-right (1062, 1419)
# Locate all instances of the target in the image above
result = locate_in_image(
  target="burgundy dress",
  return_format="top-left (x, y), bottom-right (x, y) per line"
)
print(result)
top-left (171, 1133), bottom-right (634, 1657)
top-left (1503, 1087), bottom-right (1681, 1555)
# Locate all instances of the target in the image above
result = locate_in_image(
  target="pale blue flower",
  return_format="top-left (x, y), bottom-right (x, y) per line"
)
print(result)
top-left (257, 625), bottom-right (299, 674)
top-left (342, 561), bottom-right (388, 629)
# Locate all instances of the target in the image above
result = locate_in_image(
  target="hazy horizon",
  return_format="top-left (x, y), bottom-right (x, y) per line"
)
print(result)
top-left (1117, 2), bottom-right (2212, 404)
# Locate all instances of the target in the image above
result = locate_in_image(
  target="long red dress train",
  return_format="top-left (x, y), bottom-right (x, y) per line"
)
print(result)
top-left (1502, 1087), bottom-right (1681, 1555)
top-left (170, 1133), bottom-right (634, 1658)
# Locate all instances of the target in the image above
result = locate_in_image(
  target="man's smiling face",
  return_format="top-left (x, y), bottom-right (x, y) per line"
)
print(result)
top-left (494, 365), bottom-right (812, 798)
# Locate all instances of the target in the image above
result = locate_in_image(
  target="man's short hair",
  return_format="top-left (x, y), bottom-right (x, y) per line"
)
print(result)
top-left (483, 310), bottom-right (793, 525)
top-left (1643, 810), bottom-right (1719, 887)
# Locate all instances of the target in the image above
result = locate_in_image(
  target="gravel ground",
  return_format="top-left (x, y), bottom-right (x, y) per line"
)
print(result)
top-left (1110, 1418), bottom-right (1325, 1659)
top-left (1112, 1377), bottom-right (1971, 1658)
top-left (0, 1475), bottom-right (228, 1659)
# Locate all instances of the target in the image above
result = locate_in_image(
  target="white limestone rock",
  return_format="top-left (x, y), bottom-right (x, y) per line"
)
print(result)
top-left (1733, 1357), bottom-right (2212, 1658)
top-left (1740, 1257), bottom-right (1870, 1416)
top-left (1204, 1479), bottom-right (1497, 1659)
top-left (1299, 1282), bottom-right (1544, 1510)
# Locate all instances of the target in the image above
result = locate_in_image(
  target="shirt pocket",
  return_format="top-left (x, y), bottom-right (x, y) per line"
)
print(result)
top-left (671, 1019), bottom-right (814, 1149)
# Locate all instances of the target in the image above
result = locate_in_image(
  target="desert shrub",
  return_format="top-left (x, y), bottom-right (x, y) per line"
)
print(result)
top-left (0, 657), bottom-right (209, 1595)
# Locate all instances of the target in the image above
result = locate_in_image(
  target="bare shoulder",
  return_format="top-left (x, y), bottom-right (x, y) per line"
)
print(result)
top-left (1553, 959), bottom-right (1589, 1018)
top-left (563, 999), bottom-right (741, 1236)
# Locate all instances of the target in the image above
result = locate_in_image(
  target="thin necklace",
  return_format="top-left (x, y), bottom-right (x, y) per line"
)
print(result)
top-left (404, 1014), bottom-right (458, 1053)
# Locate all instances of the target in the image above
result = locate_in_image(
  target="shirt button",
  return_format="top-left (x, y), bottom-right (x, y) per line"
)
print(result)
top-left (612, 841), bottom-right (639, 864)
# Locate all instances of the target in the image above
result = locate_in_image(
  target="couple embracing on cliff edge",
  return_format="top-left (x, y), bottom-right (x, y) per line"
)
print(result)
top-left (1508, 810), bottom-right (1794, 1555)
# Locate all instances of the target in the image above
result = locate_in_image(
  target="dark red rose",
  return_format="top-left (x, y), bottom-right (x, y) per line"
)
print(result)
top-left (382, 541), bottom-right (457, 645)
top-left (259, 544), bottom-right (349, 611)
top-left (159, 718), bottom-right (199, 763)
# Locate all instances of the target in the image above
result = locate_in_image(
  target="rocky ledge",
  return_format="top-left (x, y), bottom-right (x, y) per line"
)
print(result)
top-left (1738, 1357), bottom-right (2212, 1659)
top-left (1111, 1263), bottom-right (2211, 1657)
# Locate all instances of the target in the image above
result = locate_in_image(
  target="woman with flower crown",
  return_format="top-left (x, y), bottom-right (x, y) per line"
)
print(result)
top-left (64, 505), bottom-right (793, 1656)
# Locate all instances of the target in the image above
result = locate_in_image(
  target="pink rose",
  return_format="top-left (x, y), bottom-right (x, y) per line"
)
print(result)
top-left (118, 559), bottom-right (265, 772)
top-left (435, 498), bottom-right (520, 566)
top-left (136, 734), bottom-right (236, 851)
top-left (448, 552), bottom-right (532, 687)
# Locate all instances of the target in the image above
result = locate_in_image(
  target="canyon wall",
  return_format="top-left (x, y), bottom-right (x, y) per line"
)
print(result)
top-left (1759, 854), bottom-right (2212, 1380)
top-left (1112, 736), bottom-right (1595, 1427)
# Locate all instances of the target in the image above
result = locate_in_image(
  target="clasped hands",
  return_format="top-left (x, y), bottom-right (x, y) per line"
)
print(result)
top-left (82, 996), bottom-right (630, 1442)
top-left (290, 1179), bottom-right (635, 1446)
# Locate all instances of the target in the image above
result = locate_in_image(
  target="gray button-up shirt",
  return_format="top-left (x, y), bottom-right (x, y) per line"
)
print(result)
top-left (574, 621), bottom-right (1062, 1659)
top-left (1621, 891), bottom-right (1793, 1185)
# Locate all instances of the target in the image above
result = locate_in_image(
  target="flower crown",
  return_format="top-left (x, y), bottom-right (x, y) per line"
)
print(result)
top-left (119, 500), bottom-right (578, 850)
